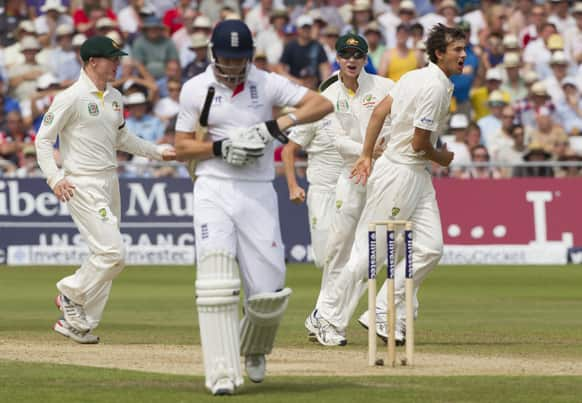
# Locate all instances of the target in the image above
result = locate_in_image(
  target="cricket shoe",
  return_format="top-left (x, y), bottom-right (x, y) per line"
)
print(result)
top-left (357, 311), bottom-right (405, 346)
top-left (211, 378), bottom-right (235, 396)
top-left (55, 294), bottom-right (90, 332)
top-left (315, 317), bottom-right (347, 347)
top-left (54, 319), bottom-right (100, 344)
top-left (304, 309), bottom-right (321, 340)
top-left (245, 354), bottom-right (266, 383)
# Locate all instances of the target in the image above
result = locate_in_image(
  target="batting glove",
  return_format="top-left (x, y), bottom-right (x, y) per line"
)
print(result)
top-left (213, 139), bottom-right (264, 166)
top-left (241, 120), bottom-right (289, 145)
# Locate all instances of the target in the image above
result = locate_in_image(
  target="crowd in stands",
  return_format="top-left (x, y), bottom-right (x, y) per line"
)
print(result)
top-left (1, 0), bottom-right (582, 179)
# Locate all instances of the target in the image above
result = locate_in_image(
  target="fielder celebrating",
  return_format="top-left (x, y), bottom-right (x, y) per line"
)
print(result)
top-left (174, 20), bottom-right (334, 396)
top-left (35, 36), bottom-right (176, 344)
top-left (303, 33), bottom-right (394, 346)
top-left (315, 24), bottom-right (464, 346)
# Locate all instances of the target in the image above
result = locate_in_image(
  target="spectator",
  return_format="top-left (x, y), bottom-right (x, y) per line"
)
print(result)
top-left (548, 0), bottom-right (575, 34)
top-left (479, 4), bottom-right (508, 45)
top-left (3, 20), bottom-right (37, 70)
top-left (556, 150), bottom-right (582, 178)
top-left (543, 50), bottom-right (573, 104)
top-left (470, 67), bottom-right (509, 121)
top-left (278, 15), bottom-right (330, 85)
top-left (514, 142), bottom-right (554, 177)
top-left (125, 92), bottom-right (165, 143)
top-left (477, 89), bottom-right (507, 147)
top-left (178, 15), bottom-right (213, 68)
top-left (466, 121), bottom-right (482, 150)
top-left (115, 62), bottom-right (159, 103)
top-left (132, 15), bottom-right (180, 80)
top-left (0, 110), bottom-right (35, 166)
top-left (255, 9), bottom-right (288, 68)
top-left (153, 78), bottom-right (180, 124)
top-left (183, 33), bottom-right (210, 80)
top-left (72, 0), bottom-right (117, 36)
top-left (163, 0), bottom-right (196, 35)
top-left (489, 105), bottom-right (517, 162)
top-left (21, 72), bottom-right (62, 131)
top-left (502, 33), bottom-right (520, 53)
top-left (497, 124), bottom-right (527, 178)
top-left (309, 10), bottom-right (329, 40)
top-left (463, 0), bottom-right (493, 46)
top-left (418, 0), bottom-right (447, 34)
top-left (118, 0), bottom-right (147, 41)
top-left (363, 22), bottom-right (385, 71)
top-left (116, 151), bottom-right (139, 178)
top-left (0, 0), bottom-right (28, 47)
top-left (34, 0), bottom-right (73, 47)
top-left (529, 106), bottom-right (569, 156)
top-left (50, 24), bottom-right (81, 86)
top-left (171, 9), bottom-right (197, 54)
top-left (500, 52), bottom-right (528, 102)
top-left (7, 36), bottom-right (48, 102)
top-left (507, 0), bottom-right (533, 37)
top-left (198, 0), bottom-right (241, 24)
top-left (523, 22), bottom-right (557, 73)
top-left (378, 24), bottom-right (422, 82)
top-left (519, 3), bottom-right (546, 48)
top-left (245, 0), bottom-right (274, 35)
top-left (381, 0), bottom-right (417, 50)
top-left (320, 25), bottom-right (340, 64)
top-left (0, 77), bottom-right (22, 115)
top-left (461, 144), bottom-right (502, 179)
top-left (481, 32), bottom-right (505, 70)
top-left (564, 3), bottom-right (582, 65)
top-left (343, 0), bottom-right (374, 37)
top-left (95, 17), bottom-right (119, 37)
top-left (446, 113), bottom-right (471, 178)
top-left (253, 50), bottom-right (269, 72)
top-left (515, 81), bottom-right (556, 129)
top-left (556, 77), bottom-right (582, 135)
top-left (11, 144), bottom-right (42, 177)
top-left (451, 19), bottom-right (479, 117)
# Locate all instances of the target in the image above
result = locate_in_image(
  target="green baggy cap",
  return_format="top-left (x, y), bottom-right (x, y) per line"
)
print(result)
top-left (335, 33), bottom-right (368, 53)
top-left (80, 36), bottom-right (128, 61)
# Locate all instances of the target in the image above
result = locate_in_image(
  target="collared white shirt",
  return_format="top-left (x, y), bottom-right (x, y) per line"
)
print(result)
top-left (288, 118), bottom-right (343, 192)
top-left (322, 70), bottom-right (394, 171)
top-left (175, 65), bottom-right (308, 181)
top-left (386, 62), bottom-right (454, 165)
top-left (35, 69), bottom-right (162, 188)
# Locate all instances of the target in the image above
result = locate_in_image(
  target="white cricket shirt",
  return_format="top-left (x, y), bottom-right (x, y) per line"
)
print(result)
top-left (288, 117), bottom-right (343, 192)
top-left (35, 69), bottom-right (163, 188)
top-left (175, 65), bottom-right (308, 182)
top-left (321, 70), bottom-right (394, 170)
top-left (386, 62), bottom-right (454, 166)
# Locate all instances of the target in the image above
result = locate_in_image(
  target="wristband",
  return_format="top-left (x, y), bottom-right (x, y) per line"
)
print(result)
top-left (286, 112), bottom-right (299, 126)
top-left (212, 140), bottom-right (224, 156)
top-left (265, 120), bottom-right (289, 144)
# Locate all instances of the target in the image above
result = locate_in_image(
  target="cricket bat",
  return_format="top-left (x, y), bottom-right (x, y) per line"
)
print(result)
top-left (188, 86), bottom-right (215, 180)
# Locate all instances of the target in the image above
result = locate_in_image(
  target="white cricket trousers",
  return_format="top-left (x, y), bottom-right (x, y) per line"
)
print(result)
top-left (306, 186), bottom-right (335, 269)
top-left (318, 156), bottom-right (443, 331)
top-left (193, 176), bottom-right (286, 298)
top-left (57, 170), bottom-right (125, 329)
top-left (314, 172), bottom-right (366, 310)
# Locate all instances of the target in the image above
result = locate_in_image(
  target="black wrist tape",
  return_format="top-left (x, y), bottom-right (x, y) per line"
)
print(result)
top-left (213, 140), bottom-right (224, 157)
top-left (265, 120), bottom-right (289, 144)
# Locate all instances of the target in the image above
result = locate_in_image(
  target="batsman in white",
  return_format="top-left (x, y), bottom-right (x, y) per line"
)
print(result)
top-left (35, 36), bottom-right (176, 344)
top-left (315, 24), bottom-right (465, 346)
top-left (302, 33), bottom-right (394, 347)
top-left (174, 20), bottom-right (334, 396)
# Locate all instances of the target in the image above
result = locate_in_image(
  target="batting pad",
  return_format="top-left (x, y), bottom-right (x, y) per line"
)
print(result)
top-left (196, 252), bottom-right (244, 390)
top-left (240, 288), bottom-right (292, 356)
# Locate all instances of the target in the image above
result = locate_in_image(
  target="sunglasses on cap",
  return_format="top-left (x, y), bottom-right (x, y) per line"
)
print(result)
top-left (337, 49), bottom-right (366, 60)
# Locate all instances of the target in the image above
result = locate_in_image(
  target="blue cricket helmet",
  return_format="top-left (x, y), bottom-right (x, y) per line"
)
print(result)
top-left (210, 20), bottom-right (254, 59)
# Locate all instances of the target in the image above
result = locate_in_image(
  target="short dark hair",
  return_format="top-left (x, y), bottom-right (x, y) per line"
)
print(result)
top-left (425, 23), bottom-right (466, 64)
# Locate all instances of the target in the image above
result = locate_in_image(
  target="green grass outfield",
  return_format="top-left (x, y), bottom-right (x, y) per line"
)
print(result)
top-left (1, 264), bottom-right (582, 402)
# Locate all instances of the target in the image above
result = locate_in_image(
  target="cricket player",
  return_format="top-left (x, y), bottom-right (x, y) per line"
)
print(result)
top-left (315, 24), bottom-right (464, 346)
top-left (174, 20), bottom-right (334, 395)
top-left (281, 116), bottom-right (343, 270)
top-left (303, 33), bottom-right (394, 346)
top-left (35, 36), bottom-right (176, 344)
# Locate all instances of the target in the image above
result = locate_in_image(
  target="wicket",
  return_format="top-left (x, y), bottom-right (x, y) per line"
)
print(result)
top-left (367, 220), bottom-right (414, 367)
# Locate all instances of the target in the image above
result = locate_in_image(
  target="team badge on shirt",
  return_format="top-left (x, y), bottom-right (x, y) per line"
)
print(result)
top-left (98, 208), bottom-right (107, 220)
top-left (43, 112), bottom-right (54, 125)
top-left (336, 200), bottom-right (343, 209)
top-left (88, 102), bottom-right (100, 116)
top-left (112, 101), bottom-right (121, 111)
top-left (391, 207), bottom-right (400, 217)
top-left (362, 94), bottom-right (376, 107)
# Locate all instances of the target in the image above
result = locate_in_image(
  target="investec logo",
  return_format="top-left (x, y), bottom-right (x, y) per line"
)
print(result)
top-left (0, 180), bottom-right (193, 217)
